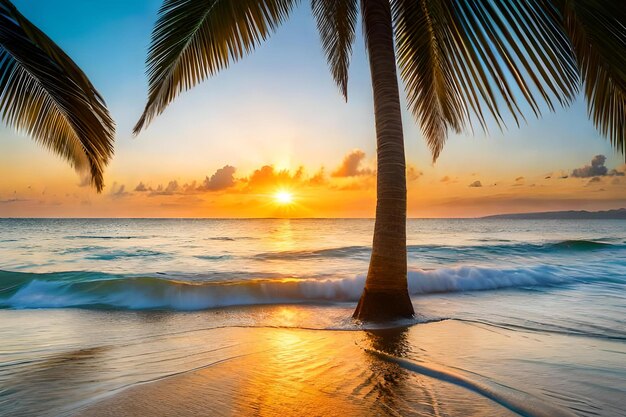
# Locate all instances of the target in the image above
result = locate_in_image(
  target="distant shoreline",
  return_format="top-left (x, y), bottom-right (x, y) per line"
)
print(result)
top-left (481, 208), bottom-right (626, 220)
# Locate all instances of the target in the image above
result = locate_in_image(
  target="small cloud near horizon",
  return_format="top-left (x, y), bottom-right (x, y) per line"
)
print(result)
top-left (109, 183), bottom-right (129, 198)
top-left (469, 180), bottom-right (482, 188)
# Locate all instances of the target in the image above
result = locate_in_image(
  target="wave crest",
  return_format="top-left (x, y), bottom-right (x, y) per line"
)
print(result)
top-left (0, 264), bottom-right (585, 310)
top-left (254, 239), bottom-right (624, 260)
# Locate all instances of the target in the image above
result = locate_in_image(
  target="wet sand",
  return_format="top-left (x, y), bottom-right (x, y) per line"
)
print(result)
top-left (77, 320), bottom-right (624, 417)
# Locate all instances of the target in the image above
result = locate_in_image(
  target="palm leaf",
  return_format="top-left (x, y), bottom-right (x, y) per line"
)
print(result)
top-left (0, 0), bottom-right (115, 191)
top-left (393, 0), bottom-right (580, 161)
top-left (311, 0), bottom-right (358, 99)
top-left (392, 0), bottom-right (467, 161)
top-left (558, 0), bottom-right (626, 155)
top-left (134, 0), bottom-right (298, 134)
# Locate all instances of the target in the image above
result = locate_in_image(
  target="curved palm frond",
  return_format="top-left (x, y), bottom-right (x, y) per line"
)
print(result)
top-left (0, 0), bottom-right (115, 191)
top-left (312, 0), bottom-right (358, 100)
top-left (558, 0), bottom-right (626, 156)
top-left (134, 0), bottom-right (298, 134)
top-left (393, 0), bottom-right (580, 161)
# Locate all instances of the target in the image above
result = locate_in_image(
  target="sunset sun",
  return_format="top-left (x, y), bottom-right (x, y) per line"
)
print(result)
top-left (274, 190), bottom-right (294, 205)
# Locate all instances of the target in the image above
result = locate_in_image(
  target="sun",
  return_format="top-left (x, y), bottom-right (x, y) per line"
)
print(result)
top-left (274, 190), bottom-right (293, 205)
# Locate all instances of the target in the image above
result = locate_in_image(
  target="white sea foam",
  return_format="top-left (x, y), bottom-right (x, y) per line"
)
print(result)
top-left (1, 265), bottom-right (576, 310)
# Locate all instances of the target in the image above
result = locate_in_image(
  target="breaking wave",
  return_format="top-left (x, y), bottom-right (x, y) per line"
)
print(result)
top-left (0, 264), bottom-right (607, 311)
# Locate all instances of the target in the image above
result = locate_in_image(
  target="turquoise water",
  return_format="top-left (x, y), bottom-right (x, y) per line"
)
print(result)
top-left (0, 219), bottom-right (625, 416)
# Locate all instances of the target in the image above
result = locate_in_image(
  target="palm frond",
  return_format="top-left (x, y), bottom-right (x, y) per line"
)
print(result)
top-left (393, 0), bottom-right (579, 161)
top-left (558, 0), bottom-right (626, 156)
top-left (0, 0), bottom-right (115, 191)
top-left (392, 0), bottom-right (466, 161)
top-left (312, 0), bottom-right (358, 100)
top-left (134, 0), bottom-right (298, 134)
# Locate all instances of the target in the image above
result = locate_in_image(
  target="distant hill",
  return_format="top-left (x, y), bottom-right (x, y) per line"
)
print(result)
top-left (482, 208), bottom-right (626, 220)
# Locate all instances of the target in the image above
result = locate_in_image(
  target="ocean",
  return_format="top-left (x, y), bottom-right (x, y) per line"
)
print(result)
top-left (0, 218), bottom-right (625, 416)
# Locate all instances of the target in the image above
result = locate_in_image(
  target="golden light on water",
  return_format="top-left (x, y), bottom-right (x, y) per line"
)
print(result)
top-left (274, 190), bottom-right (294, 205)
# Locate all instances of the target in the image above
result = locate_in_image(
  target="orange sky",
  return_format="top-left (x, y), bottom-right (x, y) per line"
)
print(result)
top-left (1, 148), bottom-right (624, 218)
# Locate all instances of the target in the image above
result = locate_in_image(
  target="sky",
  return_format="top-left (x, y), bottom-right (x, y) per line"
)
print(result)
top-left (0, 0), bottom-right (624, 218)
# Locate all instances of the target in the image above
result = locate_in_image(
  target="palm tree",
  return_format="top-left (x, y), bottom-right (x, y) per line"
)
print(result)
top-left (134, 0), bottom-right (625, 321)
top-left (0, 0), bottom-right (115, 191)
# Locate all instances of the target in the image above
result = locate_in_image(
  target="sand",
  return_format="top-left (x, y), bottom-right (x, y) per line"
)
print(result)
top-left (75, 319), bottom-right (624, 417)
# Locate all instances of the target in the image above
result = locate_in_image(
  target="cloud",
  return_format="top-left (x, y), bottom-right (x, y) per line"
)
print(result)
top-left (586, 176), bottom-right (602, 186)
top-left (136, 166), bottom-right (236, 196)
top-left (130, 164), bottom-right (330, 199)
top-left (308, 168), bottom-right (327, 186)
top-left (331, 149), bottom-right (373, 177)
top-left (440, 175), bottom-right (459, 184)
top-left (0, 198), bottom-right (29, 204)
top-left (407, 165), bottom-right (422, 181)
top-left (571, 155), bottom-right (625, 178)
top-left (148, 180), bottom-right (181, 196)
top-left (512, 176), bottom-right (525, 186)
top-left (109, 183), bottom-right (130, 198)
top-left (572, 155), bottom-right (607, 177)
top-left (246, 165), bottom-right (296, 188)
top-left (164, 181), bottom-right (179, 194)
top-left (200, 165), bottom-right (236, 191)
top-left (468, 180), bottom-right (483, 188)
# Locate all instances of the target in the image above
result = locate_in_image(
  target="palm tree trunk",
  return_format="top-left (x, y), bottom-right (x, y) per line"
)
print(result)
top-left (353, 0), bottom-right (414, 321)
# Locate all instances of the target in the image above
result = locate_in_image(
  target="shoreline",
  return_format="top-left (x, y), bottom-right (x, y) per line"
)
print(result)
top-left (75, 320), bottom-right (623, 417)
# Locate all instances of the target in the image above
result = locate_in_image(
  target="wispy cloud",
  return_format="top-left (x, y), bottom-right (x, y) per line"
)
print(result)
top-left (586, 176), bottom-right (603, 186)
top-left (407, 165), bottom-right (422, 181)
top-left (0, 198), bottom-right (29, 204)
top-left (109, 183), bottom-right (130, 198)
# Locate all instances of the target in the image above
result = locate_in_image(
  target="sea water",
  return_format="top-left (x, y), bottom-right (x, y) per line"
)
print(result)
top-left (0, 219), bottom-right (624, 416)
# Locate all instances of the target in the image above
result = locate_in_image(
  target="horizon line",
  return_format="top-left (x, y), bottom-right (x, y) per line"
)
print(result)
top-left (1, 208), bottom-right (624, 221)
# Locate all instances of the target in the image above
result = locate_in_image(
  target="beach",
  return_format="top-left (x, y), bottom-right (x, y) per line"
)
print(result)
top-left (3, 311), bottom-right (624, 416)
top-left (1, 218), bottom-right (625, 416)
top-left (80, 319), bottom-right (592, 417)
